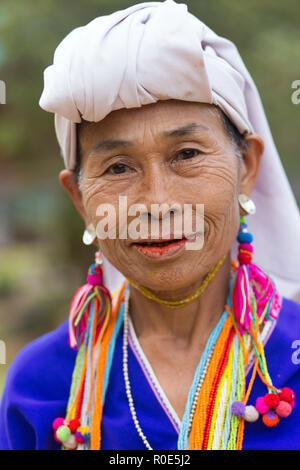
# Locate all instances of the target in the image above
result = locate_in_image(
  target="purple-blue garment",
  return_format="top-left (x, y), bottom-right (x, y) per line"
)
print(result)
top-left (0, 296), bottom-right (300, 450)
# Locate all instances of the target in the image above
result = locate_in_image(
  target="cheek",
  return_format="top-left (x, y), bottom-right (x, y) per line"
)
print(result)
top-left (80, 176), bottom-right (124, 232)
top-left (185, 162), bottom-right (237, 214)
top-left (80, 182), bottom-right (138, 263)
top-left (193, 156), bottom-right (240, 242)
top-left (99, 238), bottom-right (126, 268)
top-left (81, 177), bottom-right (118, 210)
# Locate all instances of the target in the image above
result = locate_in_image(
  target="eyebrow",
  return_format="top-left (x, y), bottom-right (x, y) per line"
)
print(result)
top-left (162, 123), bottom-right (209, 138)
top-left (90, 123), bottom-right (209, 153)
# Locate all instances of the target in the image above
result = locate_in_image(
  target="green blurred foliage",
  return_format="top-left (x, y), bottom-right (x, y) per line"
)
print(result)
top-left (0, 0), bottom-right (300, 393)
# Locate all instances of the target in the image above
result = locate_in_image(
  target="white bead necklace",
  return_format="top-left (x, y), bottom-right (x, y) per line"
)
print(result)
top-left (122, 290), bottom-right (214, 450)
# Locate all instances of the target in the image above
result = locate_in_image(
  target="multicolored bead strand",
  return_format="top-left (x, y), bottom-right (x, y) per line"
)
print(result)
top-left (177, 306), bottom-right (229, 449)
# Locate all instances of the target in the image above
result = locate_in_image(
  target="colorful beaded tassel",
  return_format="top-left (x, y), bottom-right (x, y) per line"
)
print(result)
top-left (232, 216), bottom-right (281, 336)
top-left (229, 216), bottom-right (295, 430)
top-left (53, 250), bottom-right (113, 449)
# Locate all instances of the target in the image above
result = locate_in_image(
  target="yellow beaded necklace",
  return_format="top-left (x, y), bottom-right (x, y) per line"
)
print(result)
top-left (125, 253), bottom-right (227, 308)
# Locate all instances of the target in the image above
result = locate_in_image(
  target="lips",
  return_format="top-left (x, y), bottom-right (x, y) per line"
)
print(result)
top-left (131, 237), bottom-right (187, 259)
top-left (132, 237), bottom-right (185, 246)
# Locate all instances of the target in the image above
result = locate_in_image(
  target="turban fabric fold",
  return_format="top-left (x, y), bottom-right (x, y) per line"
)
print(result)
top-left (39, 0), bottom-right (300, 299)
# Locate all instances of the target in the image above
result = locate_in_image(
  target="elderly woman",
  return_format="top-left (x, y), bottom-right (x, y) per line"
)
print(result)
top-left (1, 0), bottom-right (300, 451)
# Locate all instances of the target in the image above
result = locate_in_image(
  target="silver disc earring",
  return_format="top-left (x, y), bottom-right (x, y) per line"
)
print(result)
top-left (82, 223), bottom-right (96, 245)
top-left (238, 194), bottom-right (256, 215)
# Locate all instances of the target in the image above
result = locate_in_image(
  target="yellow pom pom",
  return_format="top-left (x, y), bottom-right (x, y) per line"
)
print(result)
top-left (77, 425), bottom-right (89, 435)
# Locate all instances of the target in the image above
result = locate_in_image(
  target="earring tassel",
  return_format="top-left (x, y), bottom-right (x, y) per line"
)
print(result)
top-left (53, 253), bottom-right (114, 449)
top-left (69, 261), bottom-right (112, 350)
top-left (231, 220), bottom-right (281, 336)
top-left (230, 216), bottom-right (294, 434)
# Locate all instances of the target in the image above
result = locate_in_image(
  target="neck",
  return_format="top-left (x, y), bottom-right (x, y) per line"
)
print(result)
top-left (128, 252), bottom-right (232, 352)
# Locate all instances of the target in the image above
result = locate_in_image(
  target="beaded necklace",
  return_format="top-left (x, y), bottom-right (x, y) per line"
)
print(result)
top-left (125, 253), bottom-right (227, 309)
top-left (122, 285), bottom-right (230, 450)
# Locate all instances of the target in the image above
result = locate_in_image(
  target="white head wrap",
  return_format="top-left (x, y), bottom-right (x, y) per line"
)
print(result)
top-left (39, 0), bottom-right (300, 299)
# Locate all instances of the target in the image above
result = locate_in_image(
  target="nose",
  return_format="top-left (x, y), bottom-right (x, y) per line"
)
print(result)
top-left (137, 161), bottom-right (178, 216)
top-left (132, 161), bottom-right (183, 239)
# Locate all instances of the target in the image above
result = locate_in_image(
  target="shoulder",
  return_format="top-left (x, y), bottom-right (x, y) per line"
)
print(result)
top-left (0, 320), bottom-right (77, 449)
top-left (265, 295), bottom-right (300, 387)
top-left (270, 294), bottom-right (300, 349)
top-left (280, 295), bottom-right (300, 315)
top-left (276, 295), bottom-right (300, 338)
top-left (279, 295), bottom-right (300, 365)
top-left (4, 320), bottom-right (76, 400)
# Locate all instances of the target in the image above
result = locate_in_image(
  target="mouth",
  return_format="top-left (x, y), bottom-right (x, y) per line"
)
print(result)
top-left (130, 237), bottom-right (188, 259)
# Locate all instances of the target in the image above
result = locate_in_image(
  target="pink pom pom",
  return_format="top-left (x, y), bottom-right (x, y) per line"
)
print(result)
top-left (276, 401), bottom-right (292, 418)
top-left (239, 243), bottom-right (254, 253)
top-left (87, 273), bottom-right (103, 286)
top-left (52, 417), bottom-right (65, 431)
top-left (87, 264), bottom-right (103, 286)
top-left (255, 396), bottom-right (269, 414)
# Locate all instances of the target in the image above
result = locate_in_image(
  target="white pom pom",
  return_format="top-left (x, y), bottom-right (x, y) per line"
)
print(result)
top-left (244, 405), bottom-right (259, 422)
top-left (63, 434), bottom-right (77, 449)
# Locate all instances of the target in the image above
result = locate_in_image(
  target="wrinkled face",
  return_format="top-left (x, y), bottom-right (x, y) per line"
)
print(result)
top-left (76, 100), bottom-right (254, 291)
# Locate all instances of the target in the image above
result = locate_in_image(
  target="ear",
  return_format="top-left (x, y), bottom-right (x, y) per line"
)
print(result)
top-left (239, 133), bottom-right (264, 197)
top-left (59, 169), bottom-right (89, 226)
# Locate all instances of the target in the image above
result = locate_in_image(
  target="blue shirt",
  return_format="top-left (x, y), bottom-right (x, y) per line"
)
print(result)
top-left (0, 296), bottom-right (300, 450)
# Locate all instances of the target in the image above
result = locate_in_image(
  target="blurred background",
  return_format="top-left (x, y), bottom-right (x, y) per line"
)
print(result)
top-left (0, 0), bottom-right (300, 396)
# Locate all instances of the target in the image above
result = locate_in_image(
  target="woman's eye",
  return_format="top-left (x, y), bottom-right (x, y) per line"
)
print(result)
top-left (176, 149), bottom-right (201, 160)
top-left (106, 163), bottom-right (129, 175)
